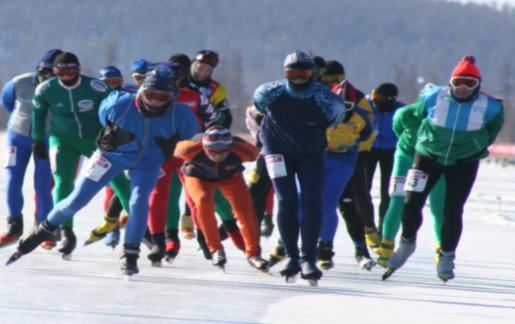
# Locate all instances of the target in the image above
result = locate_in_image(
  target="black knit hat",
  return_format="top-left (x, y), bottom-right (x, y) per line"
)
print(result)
top-left (374, 83), bottom-right (398, 98)
top-left (168, 53), bottom-right (192, 70)
top-left (54, 52), bottom-right (80, 68)
top-left (325, 60), bottom-right (345, 76)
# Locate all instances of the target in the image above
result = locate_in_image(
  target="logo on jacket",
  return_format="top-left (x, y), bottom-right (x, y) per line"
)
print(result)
top-left (90, 80), bottom-right (108, 92)
top-left (78, 100), bottom-right (94, 112)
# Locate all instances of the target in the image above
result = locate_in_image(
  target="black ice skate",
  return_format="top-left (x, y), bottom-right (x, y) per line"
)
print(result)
top-left (0, 217), bottom-right (23, 248)
top-left (247, 255), bottom-right (270, 273)
top-left (6, 220), bottom-right (57, 265)
top-left (58, 228), bottom-right (77, 260)
top-left (279, 257), bottom-right (301, 283)
top-left (147, 233), bottom-right (166, 267)
top-left (300, 260), bottom-right (323, 286)
top-left (120, 244), bottom-right (140, 277)
top-left (355, 242), bottom-right (377, 271)
top-left (212, 249), bottom-right (226, 271)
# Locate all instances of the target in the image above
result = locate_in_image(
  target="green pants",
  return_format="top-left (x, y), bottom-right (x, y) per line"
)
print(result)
top-left (165, 170), bottom-right (235, 230)
top-left (381, 149), bottom-right (445, 245)
top-left (49, 135), bottom-right (130, 228)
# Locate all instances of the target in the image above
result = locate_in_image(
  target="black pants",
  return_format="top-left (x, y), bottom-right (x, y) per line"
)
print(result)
top-left (339, 151), bottom-right (376, 243)
top-left (401, 153), bottom-right (479, 252)
top-left (248, 154), bottom-right (273, 226)
top-left (367, 148), bottom-right (395, 234)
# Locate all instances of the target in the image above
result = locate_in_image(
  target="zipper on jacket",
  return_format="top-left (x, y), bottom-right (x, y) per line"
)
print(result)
top-left (68, 89), bottom-right (82, 138)
top-left (135, 118), bottom-right (151, 163)
top-left (444, 103), bottom-right (461, 164)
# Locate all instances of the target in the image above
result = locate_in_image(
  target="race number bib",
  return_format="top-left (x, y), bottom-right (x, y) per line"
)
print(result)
top-left (49, 147), bottom-right (58, 173)
top-left (265, 154), bottom-right (287, 179)
top-left (81, 154), bottom-right (112, 182)
top-left (4, 146), bottom-right (16, 167)
top-left (389, 176), bottom-right (406, 197)
top-left (405, 169), bottom-right (428, 193)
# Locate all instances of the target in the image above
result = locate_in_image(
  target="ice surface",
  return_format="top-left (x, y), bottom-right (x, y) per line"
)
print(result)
top-left (0, 131), bottom-right (514, 323)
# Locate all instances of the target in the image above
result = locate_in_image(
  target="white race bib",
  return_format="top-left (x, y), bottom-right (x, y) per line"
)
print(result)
top-left (405, 169), bottom-right (428, 193)
top-left (265, 154), bottom-right (287, 179)
top-left (4, 146), bottom-right (16, 167)
top-left (81, 154), bottom-right (112, 182)
top-left (389, 176), bottom-right (406, 196)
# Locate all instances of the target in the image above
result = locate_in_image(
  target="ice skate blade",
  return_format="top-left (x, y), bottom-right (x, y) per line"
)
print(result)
top-left (359, 259), bottom-right (376, 271)
top-left (62, 254), bottom-right (72, 261)
top-left (151, 261), bottom-right (162, 267)
top-left (382, 267), bottom-right (396, 281)
top-left (285, 275), bottom-right (297, 283)
top-left (165, 257), bottom-right (175, 264)
top-left (308, 279), bottom-right (318, 287)
top-left (5, 251), bottom-right (22, 265)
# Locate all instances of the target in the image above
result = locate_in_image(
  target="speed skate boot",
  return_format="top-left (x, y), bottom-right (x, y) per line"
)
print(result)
top-left (120, 243), bottom-right (140, 276)
top-left (383, 237), bottom-right (416, 280)
top-left (147, 232), bottom-right (166, 267)
top-left (436, 250), bottom-right (456, 282)
top-left (364, 226), bottom-right (381, 253)
top-left (355, 242), bottom-right (377, 271)
top-left (316, 241), bottom-right (335, 270)
top-left (268, 239), bottom-right (286, 268)
top-left (58, 228), bottom-right (77, 260)
top-left (247, 255), bottom-right (269, 273)
top-left (0, 217), bottom-right (23, 248)
top-left (85, 215), bottom-right (118, 245)
top-left (212, 249), bottom-right (226, 270)
top-left (300, 259), bottom-right (323, 286)
top-left (377, 239), bottom-right (395, 268)
top-left (280, 257), bottom-right (301, 283)
top-left (196, 229), bottom-right (212, 260)
top-left (180, 213), bottom-right (195, 240)
top-left (6, 220), bottom-right (57, 265)
top-left (165, 229), bottom-right (181, 263)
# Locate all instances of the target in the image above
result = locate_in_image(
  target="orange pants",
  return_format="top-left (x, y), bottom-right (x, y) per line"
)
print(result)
top-left (184, 173), bottom-right (259, 257)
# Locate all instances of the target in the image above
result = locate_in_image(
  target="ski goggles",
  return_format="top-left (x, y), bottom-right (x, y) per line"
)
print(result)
top-left (322, 74), bottom-right (344, 84)
top-left (285, 69), bottom-right (313, 80)
top-left (37, 68), bottom-right (54, 79)
top-left (141, 89), bottom-right (173, 103)
top-left (371, 91), bottom-right (396, 103)
top-left (54, 66), bottom-right (79, 77)
top-left (450, 76), bottom-right (480, 89)
top-left (194, 51), bottom-right (219, 67)
top-left (101, 77), bottom-right (123, 89)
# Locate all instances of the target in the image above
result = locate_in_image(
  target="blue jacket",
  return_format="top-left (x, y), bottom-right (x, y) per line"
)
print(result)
top-left (98, 91), bottom-right (200, 168)
top-left (370, 99), bottom-right (404, 150)
top-left (253, 80), bottom-right (345, 159)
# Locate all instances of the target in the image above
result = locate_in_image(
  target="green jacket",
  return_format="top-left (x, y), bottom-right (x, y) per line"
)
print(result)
top-left (411, 84), bottom-right (504, 165)
top-left (392, 101), bottom-right (422, 157)
top-left (32, 75), bottom-right (110, 141)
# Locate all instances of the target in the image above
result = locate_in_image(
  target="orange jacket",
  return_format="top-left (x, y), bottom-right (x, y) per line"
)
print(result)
top-left (174, 134), bottom-right (258, 182)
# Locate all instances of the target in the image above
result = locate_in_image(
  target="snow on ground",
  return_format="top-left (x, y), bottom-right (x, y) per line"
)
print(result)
top-left (0, 131), bottom-right (514, 323)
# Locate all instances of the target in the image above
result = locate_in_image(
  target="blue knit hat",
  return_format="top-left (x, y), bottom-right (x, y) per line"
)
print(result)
top-left (141, 64), bottom-right (176, 93)
top-left (131, 59), bottom-right (150, 75)
top-left (99, 65), bottom-right (122, 79)
top-left (37, 48), bottom-right (63, 69)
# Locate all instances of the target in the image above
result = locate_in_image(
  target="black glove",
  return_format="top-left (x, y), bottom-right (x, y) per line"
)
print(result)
top-left (32, 140), bottom-right (48, 160)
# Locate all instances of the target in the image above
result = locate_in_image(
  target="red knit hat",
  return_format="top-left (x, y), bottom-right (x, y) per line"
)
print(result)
top-left (451, 55), bottom-right (481, 79)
